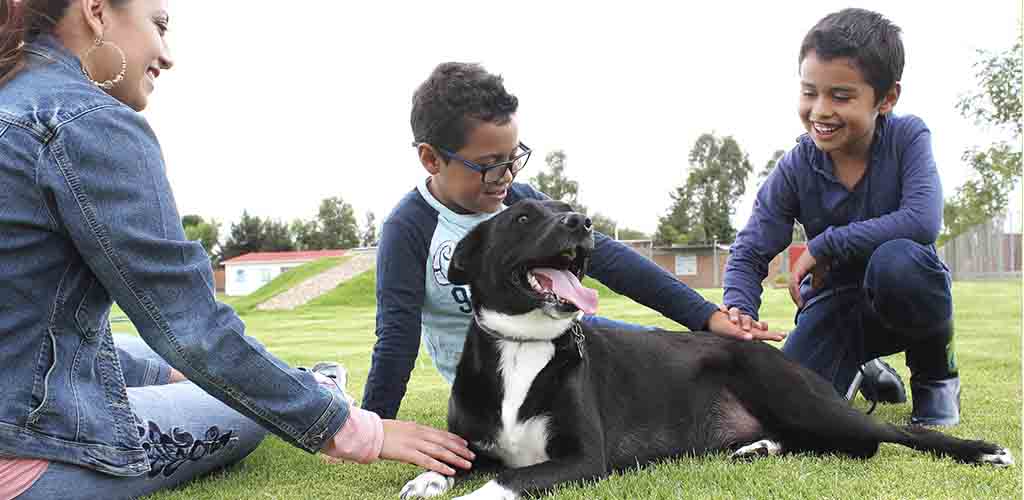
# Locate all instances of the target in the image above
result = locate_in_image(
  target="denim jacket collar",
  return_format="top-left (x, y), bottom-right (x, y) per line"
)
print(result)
top-left (23, 34), bottom-right (86, 76)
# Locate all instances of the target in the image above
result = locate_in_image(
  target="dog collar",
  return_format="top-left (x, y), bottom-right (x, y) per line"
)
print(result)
top-left (473, 316), bottom-right (586, 358)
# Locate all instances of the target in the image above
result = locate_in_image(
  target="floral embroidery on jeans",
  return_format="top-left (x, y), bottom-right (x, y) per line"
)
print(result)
top-left (135, 417), bottom-right (238, 478)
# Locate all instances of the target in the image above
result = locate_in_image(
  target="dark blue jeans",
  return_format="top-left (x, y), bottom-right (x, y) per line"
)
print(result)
top-left (782, 239), bottom-right (957, 395)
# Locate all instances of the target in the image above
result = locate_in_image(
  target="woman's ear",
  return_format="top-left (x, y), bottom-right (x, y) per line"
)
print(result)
top-left (77, 0), bottom-right (108, 41)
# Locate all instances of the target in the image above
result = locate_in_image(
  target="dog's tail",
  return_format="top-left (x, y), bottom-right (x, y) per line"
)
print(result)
top-left (726, 343), bottom-right (1012, 466)
top-left (882, 424), bottom-right (1013, 466)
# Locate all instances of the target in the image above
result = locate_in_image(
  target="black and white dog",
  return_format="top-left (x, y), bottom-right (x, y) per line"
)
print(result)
top-left (401, 200), bottom-right (1012, 500)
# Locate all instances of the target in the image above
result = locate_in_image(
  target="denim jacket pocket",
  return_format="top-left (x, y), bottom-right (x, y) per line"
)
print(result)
top-left (26, 328), bottom-right (58, 426)
top-left (74, 277), bottom-right (111, 341)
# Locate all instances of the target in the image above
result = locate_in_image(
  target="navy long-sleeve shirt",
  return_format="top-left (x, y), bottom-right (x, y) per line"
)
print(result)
top-left (363, 179), bottom-right (719, 418)
top-left (724, 114), bottom-right (944, 319)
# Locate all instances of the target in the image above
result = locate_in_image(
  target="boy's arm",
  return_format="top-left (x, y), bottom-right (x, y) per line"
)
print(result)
top-left (723, 162), bottom-right (800, 320)
top-left (806, 119), bottom-right (942, 263)
top-left (361, 218), bottom-right (427, 419)
top-left (510, 183), bottom-right (718, 331)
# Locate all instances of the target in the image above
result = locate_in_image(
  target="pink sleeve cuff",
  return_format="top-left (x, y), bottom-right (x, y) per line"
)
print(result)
top-left (328, 404), bottom-right (384, 464)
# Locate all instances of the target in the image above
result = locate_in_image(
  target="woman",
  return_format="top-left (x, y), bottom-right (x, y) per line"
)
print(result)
top-left (0, 1), bottom-right (473, 498)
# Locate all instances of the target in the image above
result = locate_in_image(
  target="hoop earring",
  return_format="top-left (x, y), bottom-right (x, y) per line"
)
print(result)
top-left (81, 36), bottom-right (127, 90)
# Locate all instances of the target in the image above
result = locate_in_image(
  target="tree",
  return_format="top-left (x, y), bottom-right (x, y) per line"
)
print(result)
top-left (219, 211), bottom-right (264, 262)
top-left (617, 228), bottom-right (649, 240)
top-left (941, 143), bottom-right (1021, 242)
top-left (361, 211), bottom-right (379, 247)
top-left (181, 214), bottom-right (204, 228)
top-left (758, 150), bottom-right (786, 183)
top-left (941, 41), bottom-right (1022, 243)
top-left (181, 215), bottom-right (221, 263)
top-left (219, 211), bottom-right (296, 262)
top-left (312, 196), bottom-right (360, 249)
top-left (588, 212), bottom-right (617, 236)
top-left (530, 150), bottom-right (582, 209)
top-left (260, 219), bottom-right (295, 252)
top-left (956, 41), bottom-right (1022, 137)
top-left (655, 133), bottom-right (753, 245)
top-left (290, 218), bottom-right (317, 251)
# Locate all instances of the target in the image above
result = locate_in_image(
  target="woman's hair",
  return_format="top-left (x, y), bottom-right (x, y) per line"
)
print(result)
top-left (0, 0), bottom-right (130, 84)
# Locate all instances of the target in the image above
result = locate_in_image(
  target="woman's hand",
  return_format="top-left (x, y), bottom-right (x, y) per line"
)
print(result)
top-left (379, 420), bottom-right (475, 475)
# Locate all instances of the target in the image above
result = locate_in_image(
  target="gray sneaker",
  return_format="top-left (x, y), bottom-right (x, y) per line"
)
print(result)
top-left (311, 361), bottom-right (358, 407)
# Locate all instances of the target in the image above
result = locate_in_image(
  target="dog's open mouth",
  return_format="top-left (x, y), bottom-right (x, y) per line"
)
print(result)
top-left (518, 245), bottom-right (598, 315)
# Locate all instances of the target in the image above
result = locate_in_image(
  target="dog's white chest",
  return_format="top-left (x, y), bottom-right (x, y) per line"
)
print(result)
top-left (485, 340), bottom-right (555, 468)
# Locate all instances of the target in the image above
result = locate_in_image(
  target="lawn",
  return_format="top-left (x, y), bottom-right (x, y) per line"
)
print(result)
top-left (117, 278), bottom-right (1022, 500)
top-left (227, 256), bottom-right (348, 314)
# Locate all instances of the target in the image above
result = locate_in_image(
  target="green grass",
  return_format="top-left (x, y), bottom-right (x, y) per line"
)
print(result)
top-left (227, 257), bottom-right (348, 313)
top-left (304, 266), bottom-right (377, 308)
top-left (135, 278), bottom-right (1021, 500)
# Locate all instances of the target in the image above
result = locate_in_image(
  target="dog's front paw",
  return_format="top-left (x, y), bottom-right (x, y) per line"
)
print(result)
top-left (453, 480), bottom-right (520, 500)
top-left (400, 471), bottom-right (454, 499)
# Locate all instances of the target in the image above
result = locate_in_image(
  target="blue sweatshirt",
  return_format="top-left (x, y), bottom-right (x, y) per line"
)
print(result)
top-left (724, 114), bottom-right (944, 319)
top-left (363, 178), bottom-right (720, 418)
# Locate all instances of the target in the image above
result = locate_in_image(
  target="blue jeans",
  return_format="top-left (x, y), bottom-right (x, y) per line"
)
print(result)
top-left (19, 335), bottom-right (270, 500)
top-left (782, 239), bottom-right (957, 395)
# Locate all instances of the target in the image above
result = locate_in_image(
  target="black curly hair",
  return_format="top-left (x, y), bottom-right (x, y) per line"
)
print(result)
top-left (799, 8), bottom-right (904, 104)
top-left (411, 62), bottom-right (519, 153)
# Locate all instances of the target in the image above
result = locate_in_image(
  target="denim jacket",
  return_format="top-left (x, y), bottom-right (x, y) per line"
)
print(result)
top-left (0, 36), bottom-right (347, 476)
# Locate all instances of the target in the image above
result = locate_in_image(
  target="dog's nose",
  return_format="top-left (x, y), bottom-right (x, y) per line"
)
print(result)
top-left (562, 213), bottom-right (593, 232)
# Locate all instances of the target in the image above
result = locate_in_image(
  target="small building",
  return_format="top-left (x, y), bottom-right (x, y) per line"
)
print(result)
top-left (650, 242), bottom-right (732, 289)
top-left (222, 250), bottom-right (346, 296)
top-left (620, 240), bottom-right (790, 288)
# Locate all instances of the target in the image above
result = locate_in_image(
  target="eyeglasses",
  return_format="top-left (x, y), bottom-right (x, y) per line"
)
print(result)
top-left (416, 142), bottom-right (532, 184)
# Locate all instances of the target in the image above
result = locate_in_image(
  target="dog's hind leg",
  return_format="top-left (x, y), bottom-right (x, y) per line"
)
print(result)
top-left (730, 439), bottom-right (784, 460)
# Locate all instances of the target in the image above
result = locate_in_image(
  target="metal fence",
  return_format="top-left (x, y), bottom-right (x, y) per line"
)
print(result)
top-left (937, 213), bottom-right (1022, 281)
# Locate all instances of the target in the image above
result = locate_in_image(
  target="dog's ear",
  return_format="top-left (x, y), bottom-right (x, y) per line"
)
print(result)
top-left (448, 225), bottom-right (486, 286)
top-left (543, 200), bottom-right (575, 213)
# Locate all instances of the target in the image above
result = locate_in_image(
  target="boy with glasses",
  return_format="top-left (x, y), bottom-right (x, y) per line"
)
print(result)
top-left (362, 62), bottom-right (781, 419)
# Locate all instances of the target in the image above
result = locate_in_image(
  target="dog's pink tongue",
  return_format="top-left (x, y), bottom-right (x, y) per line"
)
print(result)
top-left (532, 268), bottom-right (599, 315)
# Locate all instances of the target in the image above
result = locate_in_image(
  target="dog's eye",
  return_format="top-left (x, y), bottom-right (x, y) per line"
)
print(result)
top-left (517, 215), bottom-right (529, 224)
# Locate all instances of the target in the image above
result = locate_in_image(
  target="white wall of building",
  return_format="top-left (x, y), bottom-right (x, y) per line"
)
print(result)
top-left (224, 263), bottom-right (300, 296)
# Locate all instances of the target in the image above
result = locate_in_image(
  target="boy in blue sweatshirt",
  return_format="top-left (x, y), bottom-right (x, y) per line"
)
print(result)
top-left (362, 62), bottom-right (782, 419)
top-left (723, 8), bottom-right (959, 425)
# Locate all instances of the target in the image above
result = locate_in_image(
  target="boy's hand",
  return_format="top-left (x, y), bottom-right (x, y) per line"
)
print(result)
top-left (708, 306), bottom-right (786, 342)
top-left (789, 250), bottom-right (831, 308)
